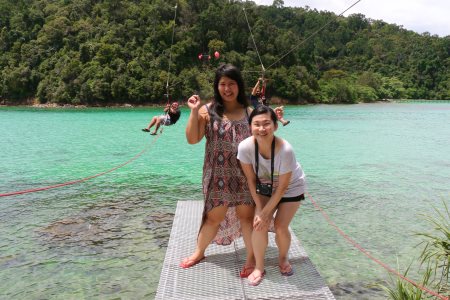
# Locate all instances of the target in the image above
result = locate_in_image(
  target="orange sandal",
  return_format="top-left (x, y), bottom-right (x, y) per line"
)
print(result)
top-left (179, 256), bottom-right (205, 269)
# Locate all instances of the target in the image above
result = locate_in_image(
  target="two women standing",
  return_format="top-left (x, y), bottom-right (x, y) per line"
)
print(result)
top-left (182, 64), bottom-right (306, 286)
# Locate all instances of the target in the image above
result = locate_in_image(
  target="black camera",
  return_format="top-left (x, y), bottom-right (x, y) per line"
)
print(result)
top-left (256, 183), bottom-right (272, 196)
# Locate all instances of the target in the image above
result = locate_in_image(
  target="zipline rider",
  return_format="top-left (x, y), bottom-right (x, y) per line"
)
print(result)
top-left (142, 102), bottom-right (181, 135)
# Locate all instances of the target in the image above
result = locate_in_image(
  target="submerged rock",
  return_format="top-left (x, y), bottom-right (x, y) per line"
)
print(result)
top-left (38, 200), bottom-right (136, 247)
top-left (37, 199), bottom-right (174, 250)
top-left (329, 281), bottom-right (384, 299)
top-left (0, 254), bottom-right (25, 268)
top-left (39, 217), bottom-right (104, 243)
top-left (143, 212), bottom-right (174, 248)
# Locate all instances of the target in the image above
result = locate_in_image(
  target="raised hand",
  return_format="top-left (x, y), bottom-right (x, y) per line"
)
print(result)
top-left (187, 95), bottom-right (202, 110)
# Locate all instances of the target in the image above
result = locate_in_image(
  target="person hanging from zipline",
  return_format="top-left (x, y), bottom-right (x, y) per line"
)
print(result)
top-left (141, 4), bottom-right (180, 135)
top-left (142, 101), bottom-right (181, 135)
top-left (250, 78), bottom-right (290, 126)
top-left (250, 77), bottom-right (267, 107)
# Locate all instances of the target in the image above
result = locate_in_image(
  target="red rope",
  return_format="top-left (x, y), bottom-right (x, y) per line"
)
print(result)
top-left (0, 135), bottom-right (161, 198)
top-left (305, 191), bottom-right (448, 300)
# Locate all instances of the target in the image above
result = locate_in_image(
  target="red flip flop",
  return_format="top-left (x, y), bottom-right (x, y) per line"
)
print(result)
top-left (239, 265), bottom-right (255, 278)
top-left (279, 263), bottom-right (294, 276)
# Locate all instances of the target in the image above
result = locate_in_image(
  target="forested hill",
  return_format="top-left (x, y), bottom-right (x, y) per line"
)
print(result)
top-left (1, 0), bottom-right (449, 106)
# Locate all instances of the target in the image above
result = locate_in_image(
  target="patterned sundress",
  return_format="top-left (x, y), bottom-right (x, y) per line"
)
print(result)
top-left (201, 105), bottom-right (254, 245)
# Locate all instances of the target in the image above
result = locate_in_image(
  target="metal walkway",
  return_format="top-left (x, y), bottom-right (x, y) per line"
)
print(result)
top-left (156, 201), bottom-right (335, 300)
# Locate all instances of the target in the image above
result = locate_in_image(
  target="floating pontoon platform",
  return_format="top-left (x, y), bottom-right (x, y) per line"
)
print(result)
top-left (156, 201), bottom-right (335, 299)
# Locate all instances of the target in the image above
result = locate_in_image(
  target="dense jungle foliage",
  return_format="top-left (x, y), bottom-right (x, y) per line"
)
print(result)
top-left (0, 0), bottom-right (449, 105)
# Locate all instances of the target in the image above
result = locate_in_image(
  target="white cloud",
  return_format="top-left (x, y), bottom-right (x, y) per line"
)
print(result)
top-left (253, 0), bottom-right (450, 37)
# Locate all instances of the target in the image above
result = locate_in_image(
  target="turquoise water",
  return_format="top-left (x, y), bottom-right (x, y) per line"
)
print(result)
top-left (0, 103), bottom-right (449, 299)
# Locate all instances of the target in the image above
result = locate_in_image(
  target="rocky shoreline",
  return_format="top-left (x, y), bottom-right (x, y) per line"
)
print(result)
top-left (0, 98), bottom-right (408, 108)
top-left (0, 102), bottom-right (164, 108)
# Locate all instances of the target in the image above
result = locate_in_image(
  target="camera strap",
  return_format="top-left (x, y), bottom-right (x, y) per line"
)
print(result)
top-left (255, 137), bottom-right (275, 186)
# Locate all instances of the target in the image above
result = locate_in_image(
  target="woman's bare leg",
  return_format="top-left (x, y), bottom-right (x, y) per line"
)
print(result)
top-left (250, 226), bottom-right (268, 278)
top-left (183, 205), bottom-right (227, 262)
top-left (150, 117), bottom-right (161, 134)
top-left (236, 204), bottom-right (256, 267)
top-left (144, 116), bottom-right (159, 130)
top-left (274, 202), bottom-right (300, 267)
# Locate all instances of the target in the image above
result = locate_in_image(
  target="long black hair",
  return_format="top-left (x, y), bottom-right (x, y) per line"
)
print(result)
top-left (209, 64), bottom-right (249, 121)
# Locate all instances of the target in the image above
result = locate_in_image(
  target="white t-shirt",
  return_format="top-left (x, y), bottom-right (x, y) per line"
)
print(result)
top-left (237, 136), bottom-right (306, 197)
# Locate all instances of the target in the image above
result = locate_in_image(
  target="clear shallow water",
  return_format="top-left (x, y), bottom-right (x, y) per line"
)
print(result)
top-left (0, 103), bottom-right (449, 299)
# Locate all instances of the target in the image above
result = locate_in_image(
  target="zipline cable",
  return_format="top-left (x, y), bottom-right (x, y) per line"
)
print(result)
top-left (243, 7), bottom-right (265, 73)
top-left (266, 0), bottom-right (362, 70)
top-left (0, 135), bottom-right (162, 198)
top-left (306, 191), bottom-right (448, 300)
top-left (160, 3), bottom-right (178, 134)
top-left (166, 4), bottom-right (178, 99)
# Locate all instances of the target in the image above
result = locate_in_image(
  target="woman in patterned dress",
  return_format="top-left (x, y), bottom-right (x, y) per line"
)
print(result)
top-left (180, 64), bottom-right (256, 276)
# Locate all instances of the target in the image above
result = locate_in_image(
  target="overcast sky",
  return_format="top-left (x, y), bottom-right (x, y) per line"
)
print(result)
top-left (253, 0), bottom-right (450, 37)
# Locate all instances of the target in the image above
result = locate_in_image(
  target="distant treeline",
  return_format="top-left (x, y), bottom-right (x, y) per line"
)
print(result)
top-left (0, 0), bottom-right (449, 105)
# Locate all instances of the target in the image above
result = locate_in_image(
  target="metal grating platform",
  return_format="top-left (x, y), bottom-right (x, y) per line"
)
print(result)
top-left (156, 201), bottom-right (335, 300)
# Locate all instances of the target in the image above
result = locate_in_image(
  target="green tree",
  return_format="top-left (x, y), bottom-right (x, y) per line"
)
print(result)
top-left (1, 0), bottom-right (449, 105)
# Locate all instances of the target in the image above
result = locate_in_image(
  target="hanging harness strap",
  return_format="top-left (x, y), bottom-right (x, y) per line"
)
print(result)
top-left (260, 80), bottom-right (266, 98)
top-left (259, 77), bottom-right (267, 105)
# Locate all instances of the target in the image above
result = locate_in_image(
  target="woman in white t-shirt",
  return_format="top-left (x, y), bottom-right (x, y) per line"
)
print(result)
top-left (237, 105), bottom-right (306, 286)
